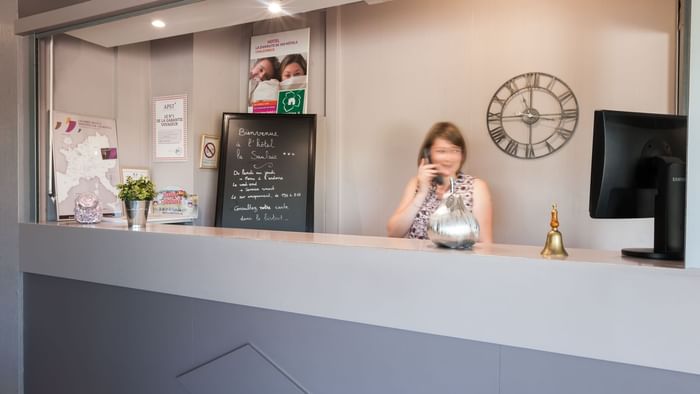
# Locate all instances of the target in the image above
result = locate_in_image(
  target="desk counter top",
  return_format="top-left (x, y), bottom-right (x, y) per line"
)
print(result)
top-left (19, 221), bottom-right (700, 375)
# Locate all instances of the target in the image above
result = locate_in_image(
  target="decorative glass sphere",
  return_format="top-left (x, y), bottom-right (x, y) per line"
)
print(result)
top-left (74, 192), bottom-right (103, 224)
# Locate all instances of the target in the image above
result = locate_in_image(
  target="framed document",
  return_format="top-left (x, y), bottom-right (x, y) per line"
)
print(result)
top-left (199, 135), bottom-right (220, 169)
top-left (153, 95), bottom-right (188, 161)
top-left (121, 168), bottom-right (150, 182)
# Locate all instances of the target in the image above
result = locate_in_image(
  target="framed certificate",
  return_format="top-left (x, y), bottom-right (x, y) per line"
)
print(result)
top-left (199, 134), bottom-right (220, 169)
top-left (121, 168), bottom-right (150, 182)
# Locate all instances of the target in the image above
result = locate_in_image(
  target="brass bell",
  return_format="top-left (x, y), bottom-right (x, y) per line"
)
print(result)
top-left (541, 203), bottom-right (568, 258)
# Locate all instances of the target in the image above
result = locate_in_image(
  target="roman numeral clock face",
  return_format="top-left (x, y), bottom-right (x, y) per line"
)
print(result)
top-left (486, 72), bottom-right (579, 159)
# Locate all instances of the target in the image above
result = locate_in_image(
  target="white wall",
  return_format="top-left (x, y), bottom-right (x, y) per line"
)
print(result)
top-left (50, 0), bottom-right (678, 250)
top-left (189, 13), bottom-right (327, 227)
top-left (53, 12), bottom-right (329, 227)
top-left (54, 35), bottom-right (116, 119)
top-left (116, 42), bottom-right (152, 173)
top-left (192, 26), bottom-right (246, 227)
top-left (331, 0), bottom-right (677, 249)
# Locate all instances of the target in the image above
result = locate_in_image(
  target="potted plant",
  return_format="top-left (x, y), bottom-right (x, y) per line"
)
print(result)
top-left (117, 176), bottom-right (156, 228)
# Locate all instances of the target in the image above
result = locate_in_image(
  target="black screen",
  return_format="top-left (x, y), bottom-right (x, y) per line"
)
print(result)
top-left (589, 109), bottom-right (687, 260)
top-left (589, 110), bottom-right (686, 218)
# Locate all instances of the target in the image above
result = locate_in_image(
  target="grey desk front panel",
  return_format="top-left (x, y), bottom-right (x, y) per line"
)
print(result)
top-left (24, 274), bottom-right (700, 394)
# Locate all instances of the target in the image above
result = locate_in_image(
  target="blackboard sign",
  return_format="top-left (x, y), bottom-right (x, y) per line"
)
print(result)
top-left (215, 113), bottom-right (316, 231)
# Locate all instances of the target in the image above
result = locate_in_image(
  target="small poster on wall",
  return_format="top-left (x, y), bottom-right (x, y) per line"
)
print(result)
top-left (248, 28), bottom-right (310, 114)
top-left (153, 95), bottom-right (188, 161)
top-left (121, 168), bottom-right (150, 182)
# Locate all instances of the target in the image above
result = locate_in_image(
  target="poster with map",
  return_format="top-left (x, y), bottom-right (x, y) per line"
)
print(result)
top-left (52, 110), bottom-right (121, 219)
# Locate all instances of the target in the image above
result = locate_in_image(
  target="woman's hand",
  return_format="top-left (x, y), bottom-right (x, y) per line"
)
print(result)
top-left (416, 158), bottom-right (438, 193)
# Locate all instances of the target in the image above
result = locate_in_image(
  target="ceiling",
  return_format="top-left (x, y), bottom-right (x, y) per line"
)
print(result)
top-left (65, 0), bottom-right (386, 47)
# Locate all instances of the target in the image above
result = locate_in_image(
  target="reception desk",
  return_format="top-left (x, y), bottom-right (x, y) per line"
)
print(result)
top-left (19, 222), bottom-right (700, 393)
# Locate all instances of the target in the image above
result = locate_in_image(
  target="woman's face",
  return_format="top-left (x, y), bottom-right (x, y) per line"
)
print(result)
top-left (430, 138), bottom-right (463, 177)
top-left (250, 59), bottom-right (274, 81)
top-left (281, 62), bottom-right (305, 81)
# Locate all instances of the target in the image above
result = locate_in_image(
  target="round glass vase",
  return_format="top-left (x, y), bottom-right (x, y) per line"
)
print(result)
top-left (74, 192), bottom-right (103, 224)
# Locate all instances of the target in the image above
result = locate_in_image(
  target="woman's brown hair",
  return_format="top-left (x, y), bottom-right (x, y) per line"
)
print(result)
top-left (279, 54), bottom-right (307, 77)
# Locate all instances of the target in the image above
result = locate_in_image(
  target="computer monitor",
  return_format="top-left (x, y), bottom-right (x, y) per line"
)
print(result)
top-left (589, 110), bottom-right (687, 260)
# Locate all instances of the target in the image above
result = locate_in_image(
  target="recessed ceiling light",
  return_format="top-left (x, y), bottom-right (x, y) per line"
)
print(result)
top-left (267, 2), bottom-right (282, 14)
top-left (151, 20), bottom-right (166, 28)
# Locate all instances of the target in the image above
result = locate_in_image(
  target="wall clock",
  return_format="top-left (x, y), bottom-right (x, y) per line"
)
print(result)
top-left (486, 72), bottom-right (579, 159)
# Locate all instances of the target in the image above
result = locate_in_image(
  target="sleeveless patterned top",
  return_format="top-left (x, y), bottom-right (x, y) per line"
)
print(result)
top-left (407, 172), bottom-right (475, 239)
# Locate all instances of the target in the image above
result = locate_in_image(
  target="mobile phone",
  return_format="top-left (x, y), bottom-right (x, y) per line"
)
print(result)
top-left (423, 148), bottom-right (444, 185)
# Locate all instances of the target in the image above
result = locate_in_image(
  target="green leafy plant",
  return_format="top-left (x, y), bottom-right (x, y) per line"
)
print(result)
top-left (117, 176), bottom-right (156, 201)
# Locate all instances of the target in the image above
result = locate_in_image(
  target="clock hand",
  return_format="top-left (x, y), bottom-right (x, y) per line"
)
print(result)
top-left (501, 113), bottom-right (528, 119)
top-left (503, 112), bottom-right (556, 119)
top-left (499, 115), bottom-right (527, 120)
top-left (534, 112), bottom-right (573, 117)
top-left (501, 113), bottom-right (558, 121)
top-left (521, 95), bottom-right (528, 109)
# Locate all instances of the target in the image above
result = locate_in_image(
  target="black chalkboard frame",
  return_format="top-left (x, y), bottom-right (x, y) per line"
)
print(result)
top-left (214, 112), bottom-right (316, 232)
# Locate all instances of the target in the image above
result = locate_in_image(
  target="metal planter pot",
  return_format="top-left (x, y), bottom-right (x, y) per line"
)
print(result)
top-left (125, 200), bottom-right (151, 229)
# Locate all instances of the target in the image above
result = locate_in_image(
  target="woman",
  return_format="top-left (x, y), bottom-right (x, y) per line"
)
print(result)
top-left (279, 53), bottom-right (307, 81)
top-left (387, 122), bottom-right (493, 243)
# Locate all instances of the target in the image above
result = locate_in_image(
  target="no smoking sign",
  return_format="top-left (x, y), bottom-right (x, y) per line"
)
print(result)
top-left (199, 135), bottom-right (220, 169)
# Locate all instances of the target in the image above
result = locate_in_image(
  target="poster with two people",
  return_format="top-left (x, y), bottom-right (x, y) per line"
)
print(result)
top-left (248, 28), bottom-right (310, 114)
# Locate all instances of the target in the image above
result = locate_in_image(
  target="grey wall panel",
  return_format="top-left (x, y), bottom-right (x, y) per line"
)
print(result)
top-left (191, 25), bottom-right (245, 227)
top-left (24, 273), bottom-right (499, 394)
top-left (178, 343), bottom-right (308, 394)
top-left (0, 0), bottom-right (20, 392)
top-left (500, 345), bottom-right (700, 394)
top-left (188, 295), bottom-right (500, 394)
top-left (115, 42), bottom-right (151, 172)
top-left (18, 0), bottom-right (88, 18)
top-left (54, 34), bottom-right (116, 119)
top-left (25, 273), bottom-right (700, 394)
top-left (150, 34), bottom-right (194, 192)
top-left (16, 0), bottom-right (185, 33)
top-left (24, 274), bottom-right (195, 394)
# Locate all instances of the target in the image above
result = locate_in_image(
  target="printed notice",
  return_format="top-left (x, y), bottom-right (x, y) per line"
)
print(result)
top-left (153, 95), bottom-right (187, 161)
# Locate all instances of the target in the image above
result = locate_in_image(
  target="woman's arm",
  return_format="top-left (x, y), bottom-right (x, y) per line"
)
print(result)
top-left (472, 178), bottom-right (493, 243)
top-left (387, 177), bottom-right (426, 237)
top-left (387, 159), bottom-right (439, 237)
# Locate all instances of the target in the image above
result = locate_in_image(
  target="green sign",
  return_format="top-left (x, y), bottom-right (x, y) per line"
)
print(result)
top-left (277, 89), bottom-right (305, 114)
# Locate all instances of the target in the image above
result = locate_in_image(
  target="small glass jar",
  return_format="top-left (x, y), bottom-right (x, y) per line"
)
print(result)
top-left (74, 192), bottom-right (103, 224)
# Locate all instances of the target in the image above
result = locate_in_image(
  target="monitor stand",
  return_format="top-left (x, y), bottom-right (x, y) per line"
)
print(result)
top-left (621, 247), bottom-right (683, 260)
top-left (622, 157), bottom-right (685, 261)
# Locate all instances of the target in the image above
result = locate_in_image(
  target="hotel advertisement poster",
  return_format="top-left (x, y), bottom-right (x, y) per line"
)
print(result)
top-left (248, 28), bottom-right (310, 114)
